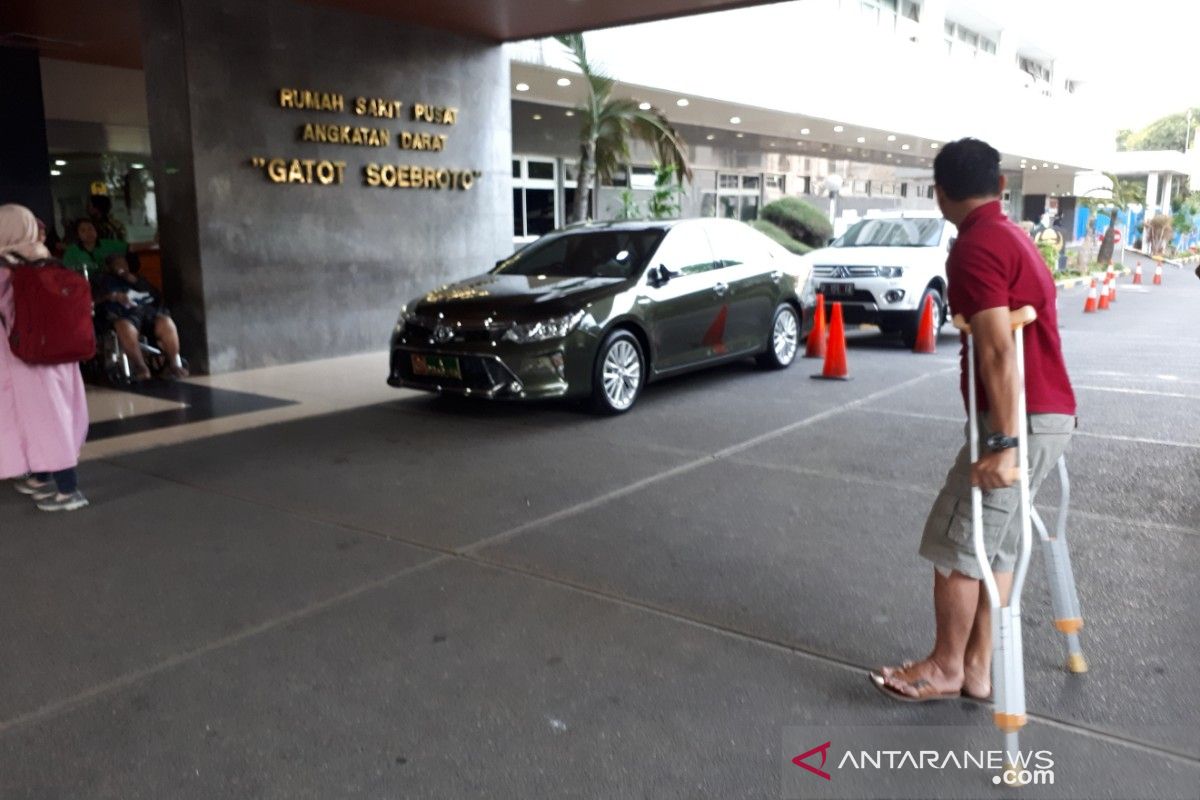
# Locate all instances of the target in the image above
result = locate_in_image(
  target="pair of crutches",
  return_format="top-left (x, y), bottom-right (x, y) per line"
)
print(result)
top-left (955, 306), bottom-right (1086, 783)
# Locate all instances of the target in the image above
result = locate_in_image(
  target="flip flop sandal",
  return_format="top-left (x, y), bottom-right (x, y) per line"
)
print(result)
top-left (868, 670), bottom-right (962, 703)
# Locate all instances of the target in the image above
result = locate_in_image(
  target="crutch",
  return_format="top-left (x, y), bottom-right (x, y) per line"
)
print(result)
top-left (953, 305), bottom-right (1036, 784)
top-left (1030, 458), bottom-right (1088, 674)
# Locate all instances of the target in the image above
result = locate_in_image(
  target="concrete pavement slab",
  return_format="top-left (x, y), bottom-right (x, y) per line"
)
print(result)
top-left (478, 458), bottom-right (1200, 756)
top-left (0, 559), bottom-right (1193, 799)
top-left (0, 461), bottom-right (433, 722)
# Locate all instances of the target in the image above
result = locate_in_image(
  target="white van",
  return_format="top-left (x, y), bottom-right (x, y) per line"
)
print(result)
top-left (803, 210), bottom-right (956, 348)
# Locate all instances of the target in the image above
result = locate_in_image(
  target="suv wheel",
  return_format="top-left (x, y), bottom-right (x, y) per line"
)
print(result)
top-left (901, 287), bottom-right (944, 349)
top-left (590, 330), bottom-right (645, 414)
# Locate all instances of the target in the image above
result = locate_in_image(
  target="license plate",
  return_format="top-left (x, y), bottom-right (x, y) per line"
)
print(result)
top-left (819, 282), bottom-right (855, 297)
top-left (411, 353), bottom-right (461, 380)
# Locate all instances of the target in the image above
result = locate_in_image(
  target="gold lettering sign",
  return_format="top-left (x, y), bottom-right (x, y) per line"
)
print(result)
top-left (249, 87), bottom-right (480, 190)
top-left (364, 164), bottom-right (479, 191)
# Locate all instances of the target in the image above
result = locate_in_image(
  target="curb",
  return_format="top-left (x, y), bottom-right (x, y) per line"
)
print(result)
top-left (1054, 266), bottom-right (1128, 291)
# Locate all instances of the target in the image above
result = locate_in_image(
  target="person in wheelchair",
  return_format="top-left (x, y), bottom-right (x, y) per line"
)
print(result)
top-left (92, 252), bottom-right (188, 380)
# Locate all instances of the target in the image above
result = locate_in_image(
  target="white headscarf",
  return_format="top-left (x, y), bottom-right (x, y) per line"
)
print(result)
top-left (0, 204), bottom-right (50, 264)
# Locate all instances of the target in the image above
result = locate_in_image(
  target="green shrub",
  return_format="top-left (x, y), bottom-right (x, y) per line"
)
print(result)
top-left (751, 219), bottom-right (812, 254)
top-left (760, 196), bottom-right (833, 248)
top-left (1036, 242), bottom-right (1058, 272)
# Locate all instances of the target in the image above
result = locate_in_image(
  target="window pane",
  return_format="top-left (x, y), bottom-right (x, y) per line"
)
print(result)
top-left (700, 191), bottom-right (718, 217)
top-left (654, 225), bottom-right (716, 275)
top-left (739, 195), bottom-right (759, 222)
top-left (527, 160), bottom-right (554, 180)
top-left (525, 188), bottom-right (555, 236)
top-left (512, 160), bottom-right (521, 178)
top-left (707, 220), bottom-right (767, 268)
top-left (719, 195), bottom-right (739, 218)
top-left (631, 166), bottom-right (655, 190)
top-left (512, 189), bottom-right (524, 237)
top-left (718, 174), bottom-right (740, 189)
top-left (741, 175), bottom-right (761, 189)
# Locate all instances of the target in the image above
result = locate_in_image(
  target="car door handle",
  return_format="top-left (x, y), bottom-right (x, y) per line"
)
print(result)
top-left (713, 281), bottom-right (728, 296)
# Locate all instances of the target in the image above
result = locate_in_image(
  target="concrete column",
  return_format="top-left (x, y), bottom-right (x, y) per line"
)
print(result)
top-left (1160, 173), bottom-right (1173, 218)
top-left (1145, 172), bottom-right (1159, 218)
top-left (0, 48), bottom-right (54, 225)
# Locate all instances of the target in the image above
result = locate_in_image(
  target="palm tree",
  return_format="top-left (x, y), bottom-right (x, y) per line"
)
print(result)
top-left (555, 33), bottom-right (692, 223)
top-left (1096, 174), bottom-right (1142, 264)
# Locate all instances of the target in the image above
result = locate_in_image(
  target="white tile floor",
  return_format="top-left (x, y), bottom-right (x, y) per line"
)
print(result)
top-left (82, 350), bottom-right (410, 461)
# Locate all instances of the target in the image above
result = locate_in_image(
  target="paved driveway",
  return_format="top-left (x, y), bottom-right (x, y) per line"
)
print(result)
top-left (2, 275), bottom-right (1198, 798)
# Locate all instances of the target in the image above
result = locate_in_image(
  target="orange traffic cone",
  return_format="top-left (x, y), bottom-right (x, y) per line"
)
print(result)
top-left (805, 293), bottom-right (827, 359)
top-left (1098, 276), bottom-right (1111, 310)
top-left (1153, 263), bottom-right (1163, 285)
top-left (1107, 270), bottom-right (1117, 302)
top-left (811, 302), bottom-right (850, 381)
top-left (1132, 264), bottom-right (1143, 284)
top-left (1083, 279), bottom-right (1098, 313)
top-left (913, 294), bottom-right (937, 354)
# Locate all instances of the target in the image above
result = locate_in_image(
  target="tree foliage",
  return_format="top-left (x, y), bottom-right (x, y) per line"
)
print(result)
top-left (1116, 107), bottom-right (1200, 152)
top-left (556, 33), bottom-right (691, 223)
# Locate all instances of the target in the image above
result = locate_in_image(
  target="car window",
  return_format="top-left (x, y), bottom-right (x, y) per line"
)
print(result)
top-left (835, 218), bottom-right (943, 247)
top-left (651, 226), bottom-right (718, 276)
top-left (494, 228), bottom-right (666, 278)
top-left (706, 221), bottom-right (771, 268)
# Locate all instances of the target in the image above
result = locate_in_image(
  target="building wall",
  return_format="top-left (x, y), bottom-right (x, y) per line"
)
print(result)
top-left (140, 0), bottom-right (512, 372)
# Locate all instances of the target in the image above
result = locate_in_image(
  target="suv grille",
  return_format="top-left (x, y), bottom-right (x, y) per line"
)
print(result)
top-left (812, 265), bottom-right (885, 278)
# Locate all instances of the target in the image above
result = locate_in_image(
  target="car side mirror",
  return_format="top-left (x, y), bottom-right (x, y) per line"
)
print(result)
top-left (648, 264), bottom-right (673, 287)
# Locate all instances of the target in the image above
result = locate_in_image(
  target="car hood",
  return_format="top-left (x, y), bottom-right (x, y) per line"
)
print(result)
top-left (410, 273), bottom-right (628, 319)
top-left (806, 245), bottom-right (943, 268)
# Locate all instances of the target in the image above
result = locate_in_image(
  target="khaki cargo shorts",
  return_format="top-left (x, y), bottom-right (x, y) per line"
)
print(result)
top-left (918, 414), bottom-right (1074, 580)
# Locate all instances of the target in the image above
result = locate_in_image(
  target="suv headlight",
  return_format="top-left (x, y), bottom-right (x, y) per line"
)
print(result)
top-left (503, 311), bottom-right (584, 344)
top-left (878, 267), bottom-right (904, 278)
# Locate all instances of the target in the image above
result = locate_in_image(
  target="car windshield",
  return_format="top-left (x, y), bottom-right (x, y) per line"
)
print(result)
top-left (493, 228), bottom-right (666, 279)
top-left (835, 218), bottom-right (943, 247)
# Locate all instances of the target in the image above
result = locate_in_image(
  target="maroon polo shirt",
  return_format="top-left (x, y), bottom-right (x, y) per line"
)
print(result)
top-left (946, 201), bottom-right (1076, 416)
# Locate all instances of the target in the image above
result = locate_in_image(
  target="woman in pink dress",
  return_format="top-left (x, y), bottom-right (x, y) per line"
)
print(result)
top-left (0, 204), bottom-right (90, 511)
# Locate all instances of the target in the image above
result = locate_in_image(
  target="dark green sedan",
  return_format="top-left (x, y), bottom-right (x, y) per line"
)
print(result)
top-left (388, 218), bottom-right (816, 413)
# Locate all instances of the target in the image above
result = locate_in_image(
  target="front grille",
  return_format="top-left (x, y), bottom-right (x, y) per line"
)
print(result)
top-left (404, 317), bottom-right (504, 346)
top-left (812, 265), bottom-right (882, 278)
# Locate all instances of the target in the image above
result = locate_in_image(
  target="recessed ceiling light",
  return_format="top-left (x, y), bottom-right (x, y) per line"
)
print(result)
top-left (796, 141), bottom-right (804, 146)
top-left (769, 141), bottom-right (777, 147)
top-left (1052, 164), bottom-right (1059, 169)
top-left (736, 133), bottom-right (744, 138)
top-left (856, 136), bottom-right (866, 143)
top-left (1031, 165), bottom-right (1038, 170)
top-left (1042, 162), bottom-right (1048, 167)
top-left (887, 135), bottom-right (896, 141)
top-left (54, 159), bottom-right (67, 166)
top-left (515, 83), bottom-right (529, 92)
top-left (729, 116), bottom-right (741, 124)
top-left (901, 144), bottom-right (910, 150)
top-left (847, 146), bottom-right (854, 152)
top-left (532, 114), bottom-right (542, 120)
top-left (800, 128), bottom-right (810, 135)
top-left (639, 102), bottom-right (652, 111)
top-left (556, 77), bottom-right (571, 87)
top-left (676, 98), bottom-right (689, 107)
top-left (930, 143), bottom-right (939, 149)
top-left (564, 110), bottom-right (574, 117)
top-left (833, 125), bottom-right (844, 133)
top-left (50, 169), bottom-right (62, 176)
top-left (131, 162), bottom-right (145, 169)
top-left (706, 134), bottom-right (715, 140)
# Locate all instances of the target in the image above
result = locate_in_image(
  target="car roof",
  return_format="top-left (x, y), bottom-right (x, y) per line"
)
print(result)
top-left (559, 217), bottom-right (744, 233)
top-left (862, 209), bottom-right (945, 219)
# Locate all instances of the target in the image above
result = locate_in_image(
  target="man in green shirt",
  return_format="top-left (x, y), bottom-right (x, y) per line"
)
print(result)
top-left (62, 218), bottom-right (126, 278)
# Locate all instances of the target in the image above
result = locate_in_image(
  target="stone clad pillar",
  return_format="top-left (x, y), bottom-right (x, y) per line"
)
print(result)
top-left (1145, 172), bottom-right (1159, 219)
top-left (0, 48), bottom-right (54, 225)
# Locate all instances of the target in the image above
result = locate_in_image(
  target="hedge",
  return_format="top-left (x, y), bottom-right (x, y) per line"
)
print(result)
top-left (760, 196), bottom-right (833, 248)
top-left (750, 219), bottom-right (812, 254)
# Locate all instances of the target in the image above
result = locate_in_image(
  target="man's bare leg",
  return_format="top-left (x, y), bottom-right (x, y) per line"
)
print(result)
top-left (878, 568), bottom-right (978, 697)
top-left (962, 570), bottom-right (1012, 699)
top-left (154, 316), bottom-right (189, 377)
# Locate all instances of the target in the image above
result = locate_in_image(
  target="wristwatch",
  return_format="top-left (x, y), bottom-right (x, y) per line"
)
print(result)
top-left (985, 433), bottom-right (1019, 452)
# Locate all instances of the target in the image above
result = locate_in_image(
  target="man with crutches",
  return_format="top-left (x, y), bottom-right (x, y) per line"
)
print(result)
top-left (870, 139), bottom-right (1077, 711)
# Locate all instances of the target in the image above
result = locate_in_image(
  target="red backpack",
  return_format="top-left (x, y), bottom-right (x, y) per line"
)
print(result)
top-left (4, 259), bottom-right (95, 365)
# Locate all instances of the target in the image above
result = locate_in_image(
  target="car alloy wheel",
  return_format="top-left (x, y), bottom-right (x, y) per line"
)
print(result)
top-left (592, 330), bottom-right (644, 414)
top-left (757, 304), bottom-right (800, 369)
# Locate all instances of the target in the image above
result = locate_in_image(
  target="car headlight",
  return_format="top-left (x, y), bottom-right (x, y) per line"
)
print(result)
top-left (394, 305), bottom-right (418, 334)
top-left (503, 311), bottom-right (584, 344)
top-left (878, 267), bottom-right (904, 278)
